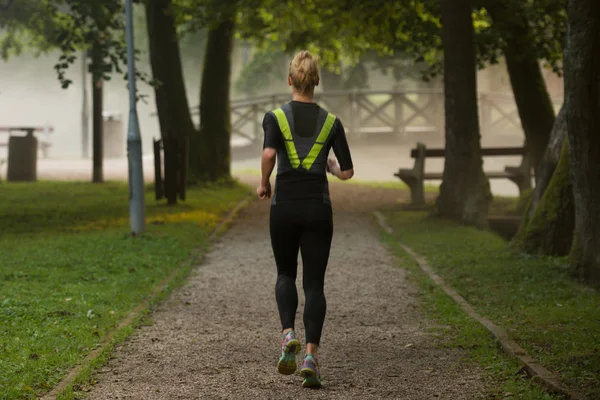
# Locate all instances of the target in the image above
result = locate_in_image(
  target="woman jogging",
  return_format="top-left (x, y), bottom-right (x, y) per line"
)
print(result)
top-left (256, 50), bottom-right (354, 389)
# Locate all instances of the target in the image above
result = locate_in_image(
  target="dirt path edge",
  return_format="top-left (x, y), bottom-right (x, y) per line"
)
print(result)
top-left (41, 195), bottom-right (255, 400)
top-left (373, 211), bottom-right (583, 400)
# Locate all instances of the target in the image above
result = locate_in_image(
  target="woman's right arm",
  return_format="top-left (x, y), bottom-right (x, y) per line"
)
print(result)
top-left (257, 113), bottom-right (281, 198)
top-left (330, 119), bottom-right (354, 180)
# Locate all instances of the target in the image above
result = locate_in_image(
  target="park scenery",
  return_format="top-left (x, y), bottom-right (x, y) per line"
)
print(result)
top-left (1, 0), bottom-right (599, 399)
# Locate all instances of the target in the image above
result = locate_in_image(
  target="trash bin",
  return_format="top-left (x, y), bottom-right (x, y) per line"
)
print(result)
top-left (7, 131), bottom-right (37, 182)
top-left (103, 111), bottom-right (125, 158)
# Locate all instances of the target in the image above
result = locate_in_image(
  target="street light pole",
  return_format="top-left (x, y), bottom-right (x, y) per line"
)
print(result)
top-left (125, 0), bottom-right (146, 234)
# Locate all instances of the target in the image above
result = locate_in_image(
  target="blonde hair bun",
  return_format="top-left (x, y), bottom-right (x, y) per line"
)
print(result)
top-left (289, 50), bottom-right (320, 94)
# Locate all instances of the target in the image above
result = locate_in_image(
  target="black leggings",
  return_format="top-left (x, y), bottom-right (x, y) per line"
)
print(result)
top-left (270, 201), bottom-right (333, 346)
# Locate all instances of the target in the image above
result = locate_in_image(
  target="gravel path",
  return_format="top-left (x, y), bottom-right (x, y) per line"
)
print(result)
top-left (85, 181), bottom-right (490, 399)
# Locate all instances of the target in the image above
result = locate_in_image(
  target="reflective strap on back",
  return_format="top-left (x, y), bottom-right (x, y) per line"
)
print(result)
top-left (301, 112), bottom-right (336, 171)
top-left (272, 108), bottom-right (301, 168)
top-left (271, 107), bottom-right (336, 171)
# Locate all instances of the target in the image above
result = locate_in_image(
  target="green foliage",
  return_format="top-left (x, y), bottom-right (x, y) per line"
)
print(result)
top-left (0, 0), bottom-right (59, 60)
top-left (384, 211), bottom-right (600, 398)
top-left (2, 0), bottom-right (566, 96)
top-left (0, 180), bottom-right (251, 399)
top-left (234, 0), bottom-right (445, 79)
top-left (233, 0), bottom-right (566, 82)
top-left (51, 0), bottom-right (155, 95)
top-left (0, 0), bottom-right (156, 98)
top-left (236, 0), bottom-right (364, 70)
top-left (335, 0), bottom-right (445, 80)
top-left (173, 0), bottom-right (257, 32)
top-left (234, 43), bottom-right (287, 95)
top-left (507, 0), bottom-right (564, 70)
top-left (483, 0), bottom-right (567, 75)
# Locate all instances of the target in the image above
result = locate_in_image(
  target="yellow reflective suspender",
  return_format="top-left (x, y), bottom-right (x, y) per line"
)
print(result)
top-left (272, 108), bottom-right (301, 168)
top-left (301, 112), bottom-right (336, 170)
top-left (271, 108), bottom-right (336, 171)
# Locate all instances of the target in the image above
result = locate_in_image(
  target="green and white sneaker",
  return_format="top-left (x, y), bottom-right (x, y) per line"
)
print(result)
top-left (277, 330), bottom-right (301, 375)
top-left (300, 354), bottom-right (322, 388)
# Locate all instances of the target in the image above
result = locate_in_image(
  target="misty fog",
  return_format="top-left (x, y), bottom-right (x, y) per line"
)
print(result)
top-left (0, 24), bottom-right (564, 196)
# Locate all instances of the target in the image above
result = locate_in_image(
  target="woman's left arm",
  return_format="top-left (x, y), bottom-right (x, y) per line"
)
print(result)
top-left (330, 119), bottom-right (354, 180)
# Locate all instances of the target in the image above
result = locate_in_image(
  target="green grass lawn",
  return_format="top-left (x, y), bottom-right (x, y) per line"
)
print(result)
top-left (0, 180), bottom-right (251, 399)
top-left (383, 211), bottom-right (600, 399)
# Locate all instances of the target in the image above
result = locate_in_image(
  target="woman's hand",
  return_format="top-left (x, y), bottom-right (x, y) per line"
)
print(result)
top-left (327, 157), bottom-right (340, 177)
top-left (257, 182), bottom-right (272, 199)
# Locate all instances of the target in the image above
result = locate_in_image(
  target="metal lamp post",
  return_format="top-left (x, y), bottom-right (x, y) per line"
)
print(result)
top-left (125, 0), bottom-right (146, 234)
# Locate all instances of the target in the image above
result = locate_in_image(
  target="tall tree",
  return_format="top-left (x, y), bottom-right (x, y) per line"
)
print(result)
top-left (501, 1), bottom-right (570, 255)
top-left (484, 0), bottom-right (557, 178)
top-left (146, 0), bottom-right (195, 203)
top-left (565, 0), bottom-right (600, 284)
top-left (91, 44), bottom-right (104, 183)
top-left (435, 0), bottom-right (491, 227)
top-left (188, 14), bottom-right (236, 182)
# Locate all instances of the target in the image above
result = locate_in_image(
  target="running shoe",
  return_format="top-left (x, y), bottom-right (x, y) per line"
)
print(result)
top-left (277, 330), bottom-right (301, 375)
top-left (300, 354), bottom-right (322, 388)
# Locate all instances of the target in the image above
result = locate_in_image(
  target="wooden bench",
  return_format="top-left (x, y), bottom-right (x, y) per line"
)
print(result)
top-left (394, 142), bottom-right (533, 205)
top-left (0, 126), bottom-right (54, 159)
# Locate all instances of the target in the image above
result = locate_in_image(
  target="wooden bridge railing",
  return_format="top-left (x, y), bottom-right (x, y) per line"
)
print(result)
top-left (183, 89), bottom-right (563, 146)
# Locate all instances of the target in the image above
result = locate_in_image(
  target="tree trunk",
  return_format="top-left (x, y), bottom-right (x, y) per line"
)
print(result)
top-left (505, 48), bottom-right (556, 178)
top-left (91, 44), bottom-right (103, 183)
top-left (565, 0), bottom-right (600, 284)
top-left (511, 141), bottom-right (574, 256)
top-left (189, 16), bottom-right (235, 183)
top-left (485, 1), bottom-right (556, 179)
top-left (528, 105), bottom-right (567, 216)
top-left (146, 0), bottom-right (194, 203)
top-left (81, 50), bottom-right (90, 159)
top-left (435, 0), bottom-right (491, 228)
top-left (512, 106), bottom-right (566, 248)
